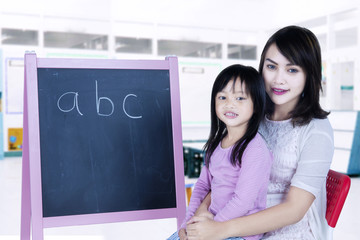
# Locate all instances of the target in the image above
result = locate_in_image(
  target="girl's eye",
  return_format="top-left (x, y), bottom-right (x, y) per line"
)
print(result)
top-left (236, 97), bottom-right (245, 100)
top-left (218, 96), bottom-right (226, 100)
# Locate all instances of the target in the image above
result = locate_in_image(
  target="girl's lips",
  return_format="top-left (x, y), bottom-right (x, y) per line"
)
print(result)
top-left (272, 88), bottom-right (288, 95)
top-left (224, 112), bottom-right (238, 119)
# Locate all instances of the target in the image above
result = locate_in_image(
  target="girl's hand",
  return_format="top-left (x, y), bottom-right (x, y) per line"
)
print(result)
top-left (186, 216), bottom-right (224, 240)
top-left (193, 192), bottom-right (212, 219)
top-left (178, 228), bottom-right (188, 240)
top-left (194, 208), bottom-right (214, 220)
top-left (196, 210), bottom-right (214, 220)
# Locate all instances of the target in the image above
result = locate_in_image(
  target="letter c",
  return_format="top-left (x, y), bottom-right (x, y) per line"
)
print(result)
top-left (123, 94), bottom-right (142, 119)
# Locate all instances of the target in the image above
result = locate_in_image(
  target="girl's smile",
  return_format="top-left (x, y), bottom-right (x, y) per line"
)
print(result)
top-left (224, 111), bottom-right (239, 119)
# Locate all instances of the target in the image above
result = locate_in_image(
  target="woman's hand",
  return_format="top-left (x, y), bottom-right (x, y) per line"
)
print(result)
top-left (186, 216), bottom-right (225, 240)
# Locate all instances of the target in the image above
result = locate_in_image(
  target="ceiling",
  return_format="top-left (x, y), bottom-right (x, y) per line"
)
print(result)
top-left (1, 0), bottom-right (359, 32)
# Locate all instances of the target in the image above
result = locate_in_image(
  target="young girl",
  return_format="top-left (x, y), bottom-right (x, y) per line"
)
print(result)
top-left (168, 64), bottom-right (273, 240)
top-left (186, 26), bottom-right (334, 240)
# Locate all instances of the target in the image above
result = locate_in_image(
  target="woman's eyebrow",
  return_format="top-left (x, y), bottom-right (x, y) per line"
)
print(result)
top-left (265, 58), bottom-right (277, 65)
top-left (265, 58), bottom-right (296, 67)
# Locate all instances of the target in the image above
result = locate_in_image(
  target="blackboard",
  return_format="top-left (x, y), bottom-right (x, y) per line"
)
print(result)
top-left (21, 54), bottom-right (185, 239)
top-left (37, 68), bottom-right (176, 217)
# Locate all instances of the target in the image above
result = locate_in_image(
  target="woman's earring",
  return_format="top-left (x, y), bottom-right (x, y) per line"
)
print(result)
top-left (301, 92), bottom-right (305, 98)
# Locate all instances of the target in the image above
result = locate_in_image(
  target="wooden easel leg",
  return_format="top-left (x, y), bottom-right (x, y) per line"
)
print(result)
top-left (21, 59), bottom-right (31, 240)
top-left (20, 152), bottom-right (31, 240)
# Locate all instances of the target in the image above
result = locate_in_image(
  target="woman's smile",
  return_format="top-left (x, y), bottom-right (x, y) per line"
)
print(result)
top-left (271, 87), bottom-right (289, 95)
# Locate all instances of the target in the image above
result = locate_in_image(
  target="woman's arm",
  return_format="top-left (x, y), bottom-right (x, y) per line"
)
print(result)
top-left (186, 186), bottom-right (315, 239)
top-left (186, 120), bottom-right (333, 239)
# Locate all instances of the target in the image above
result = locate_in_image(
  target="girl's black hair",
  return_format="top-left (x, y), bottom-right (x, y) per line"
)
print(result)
top-left (259, 25), bottom-right (329, 126)
top-left (203, 64), bottom-right (266, 167)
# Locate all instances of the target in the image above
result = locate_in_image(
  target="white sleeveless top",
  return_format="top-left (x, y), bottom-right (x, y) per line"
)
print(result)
top-left (259, 117), bottom-right (334, 240)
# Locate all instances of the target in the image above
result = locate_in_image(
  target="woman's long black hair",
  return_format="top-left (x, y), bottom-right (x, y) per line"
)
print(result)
top-left (203, 64), bottom-right (266, 167)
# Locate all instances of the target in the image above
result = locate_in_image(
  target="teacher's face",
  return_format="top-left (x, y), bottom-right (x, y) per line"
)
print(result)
top-left (262, 44), bottom-right (306, 114)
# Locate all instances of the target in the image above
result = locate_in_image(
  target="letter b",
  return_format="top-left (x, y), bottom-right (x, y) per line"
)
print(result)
top-left (95, 80), bottom-right (114, 117)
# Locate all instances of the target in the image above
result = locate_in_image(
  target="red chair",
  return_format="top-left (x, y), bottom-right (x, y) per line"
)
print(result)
top-left (326, 169), bottom-right (351, 228)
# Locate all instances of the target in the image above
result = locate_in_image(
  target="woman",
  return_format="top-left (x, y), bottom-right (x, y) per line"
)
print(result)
top-left (185, 26), bottom-right (334, 240)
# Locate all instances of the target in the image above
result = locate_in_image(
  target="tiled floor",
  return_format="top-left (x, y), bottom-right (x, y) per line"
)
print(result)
top-left (1, 157), bottom-right (359, 239)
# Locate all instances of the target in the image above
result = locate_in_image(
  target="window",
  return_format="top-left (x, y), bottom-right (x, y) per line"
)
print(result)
top-left (115, 37), bottom-right (152, 54)
top-left (158, 40), bottom-right (221, 59)
top-left (44, 31), bottom-right (108, 50)
top-left (227, 44), bottom-right (256, 60)
top-left (317, 34), bottom-right (327, 50)
top-left (1, 28), bottom-right (38, 46)
top-left (335, 27), bottom-right (357, 48)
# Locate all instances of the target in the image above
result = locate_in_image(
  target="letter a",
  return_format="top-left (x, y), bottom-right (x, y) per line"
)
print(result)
top-left (57, 92), bottom-right (83, 115)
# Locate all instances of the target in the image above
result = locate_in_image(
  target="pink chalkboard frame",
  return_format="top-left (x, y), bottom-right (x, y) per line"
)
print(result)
top-left (21, 53), bottom-right (186, 240)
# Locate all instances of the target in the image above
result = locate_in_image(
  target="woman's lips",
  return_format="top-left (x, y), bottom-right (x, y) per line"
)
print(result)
top-left (272, 88), bottom-right (288, 95)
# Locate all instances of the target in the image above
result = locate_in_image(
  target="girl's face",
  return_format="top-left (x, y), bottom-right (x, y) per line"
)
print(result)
top-left (215, 78), bottom-right (254, 133)
top-left (262, 44), bottom-right (306, 115)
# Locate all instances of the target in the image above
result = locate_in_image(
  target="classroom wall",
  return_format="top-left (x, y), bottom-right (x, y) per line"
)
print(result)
top-left (0, 1), bottom-right (360, 155)
top-left (0, 49), bottom-right (3, 159)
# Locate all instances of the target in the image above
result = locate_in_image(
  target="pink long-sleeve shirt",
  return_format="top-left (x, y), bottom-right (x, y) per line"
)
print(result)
top-left (182, 133), bottom-right (273, 240)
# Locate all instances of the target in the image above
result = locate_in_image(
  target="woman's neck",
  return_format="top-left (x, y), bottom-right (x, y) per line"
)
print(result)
top-left (270, 106), bottom-right (292, 121)
top-left (269, 112), bottom-right (290, 121)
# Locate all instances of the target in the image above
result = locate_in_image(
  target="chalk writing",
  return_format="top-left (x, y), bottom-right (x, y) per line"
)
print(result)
top-left (57, 81), bottom-right (143, 119)
top-left (95, 80), bottom-right (114, 117)
top-left (57, 92), bottom-right (84, 116)
top-left (123, 94), bottom-right (142, 119)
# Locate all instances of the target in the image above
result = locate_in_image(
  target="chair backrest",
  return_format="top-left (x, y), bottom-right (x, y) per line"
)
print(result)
top-left (326, 169), bottom-right (351, 228)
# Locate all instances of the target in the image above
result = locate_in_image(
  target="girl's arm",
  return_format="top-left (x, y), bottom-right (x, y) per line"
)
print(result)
top-left (180, 165), bottom-right (212, 230)
top-left (187, 186), bottom-right (315, 239)
top-left (194, 191), bottom-right (214, 219)
top-left (193, 192), bottom-right (212, 219)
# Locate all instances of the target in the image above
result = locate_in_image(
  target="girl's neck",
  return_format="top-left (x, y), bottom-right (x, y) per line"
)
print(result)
top-left (221, 126), bottom-right (246, 149)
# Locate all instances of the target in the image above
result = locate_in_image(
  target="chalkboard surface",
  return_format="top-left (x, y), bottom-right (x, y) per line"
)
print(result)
top-left (37, 68), bottom-right (176, 217)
